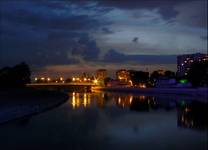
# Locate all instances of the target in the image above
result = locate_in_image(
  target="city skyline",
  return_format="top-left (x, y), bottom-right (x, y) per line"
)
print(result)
top-left (0, 0), bottom-right (207, 77)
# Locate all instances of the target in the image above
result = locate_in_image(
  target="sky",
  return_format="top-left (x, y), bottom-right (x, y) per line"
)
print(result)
top-left (0, 0), bottom-right (207, 77)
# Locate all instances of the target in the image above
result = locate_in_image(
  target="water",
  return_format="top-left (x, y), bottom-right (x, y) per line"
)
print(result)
top-left (0, 92), bottom-right (207, 150)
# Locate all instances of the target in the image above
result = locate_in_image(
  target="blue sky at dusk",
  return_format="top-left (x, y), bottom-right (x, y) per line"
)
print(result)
top-left (0, 0), bottom-right (207, 77)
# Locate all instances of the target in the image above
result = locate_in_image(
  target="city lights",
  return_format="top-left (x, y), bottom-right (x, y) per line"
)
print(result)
top-left (93, 79), bottom-right (98, 84)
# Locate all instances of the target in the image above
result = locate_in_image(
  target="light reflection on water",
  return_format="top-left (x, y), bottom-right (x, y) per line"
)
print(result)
top-left (0, 91), bottom-right (207, 150)
top-left (69, 92), bottom-right (208, 130)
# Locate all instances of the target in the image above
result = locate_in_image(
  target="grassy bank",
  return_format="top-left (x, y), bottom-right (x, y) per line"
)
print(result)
top-left (0, 88), bottom-right (68, 124)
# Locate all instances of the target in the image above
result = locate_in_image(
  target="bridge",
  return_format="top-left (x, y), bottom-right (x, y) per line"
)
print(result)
top-left (27, 83), bottom-right (97, 92)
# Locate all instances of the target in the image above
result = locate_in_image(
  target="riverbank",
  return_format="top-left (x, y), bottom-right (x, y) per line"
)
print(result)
top-left (92, 86), bottom-right (208, 102)
top-left (0, 88), bottom-right (68, 124)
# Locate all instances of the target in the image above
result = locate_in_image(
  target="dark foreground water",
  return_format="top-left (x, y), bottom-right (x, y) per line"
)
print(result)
top-left (0, 92), bottom-right (207, 150)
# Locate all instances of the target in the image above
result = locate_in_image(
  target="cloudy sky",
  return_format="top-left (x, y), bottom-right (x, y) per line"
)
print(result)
top-left (0, 0), bottom-right (207, 77)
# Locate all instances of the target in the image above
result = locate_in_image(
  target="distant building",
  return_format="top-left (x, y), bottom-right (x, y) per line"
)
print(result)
top-left (116, 69), bottom-right (130, 82)
top-left (177, 53), bottom-right (208, 76)
top-left (96, 69), bottom-right (107, 80)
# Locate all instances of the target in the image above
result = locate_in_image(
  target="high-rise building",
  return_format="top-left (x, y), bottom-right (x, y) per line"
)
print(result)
top-left (177, 53), bottom-right (208, 76)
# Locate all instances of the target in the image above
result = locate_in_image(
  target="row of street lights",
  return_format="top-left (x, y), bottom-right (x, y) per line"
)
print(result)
top-left (33, 76), bottom-right (99, 85)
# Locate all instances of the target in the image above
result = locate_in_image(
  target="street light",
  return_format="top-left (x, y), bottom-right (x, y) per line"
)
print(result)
top-left (93, 79), bottom-right (98, 84)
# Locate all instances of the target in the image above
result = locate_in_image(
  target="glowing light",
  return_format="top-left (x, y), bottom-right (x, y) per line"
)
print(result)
top-left (129, 95), bottom-right (133, 104)
top-left (34, 77), bottom-right (38, 81)
top-left (84, 78), bottom-right (87, 81)
top-left (185, 107), bottom-right (191, 112)
top-left (72, 92), bottom-right (76, 109)
top-left (93, 79), bottom-right (98, 84)
top-left (41, 77), bottom-right (45, 80)
top-left (47, 77), bottom-right (51, 81)
top-left (72, 77), bottom-right (75, 81)
top-left (118, 97), bottom-right (121, 104)
top-left (129, 80), bottom-right (133, 86)
top-left (60, 77), bottom-right (63, 81)
top-left (83, 93), bottom-right (87, 107)
top-left (180, 79), bottom-right (188, 84)
top-left (139, 84), bottom-right (146, 88)
top-left (72, 93), bottom-right (80, 109)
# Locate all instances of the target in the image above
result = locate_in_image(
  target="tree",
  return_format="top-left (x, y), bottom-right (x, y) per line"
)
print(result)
top-left (128, 70), bottom-right (149, 86)
top-left (187, 61), bottom-right (208, 87)
top-left (0, 62), bottom-right (31, 88)
top-left (150, 71), bottom-right (162, 80)
top-left (164, 70), bottom-right (175, 78)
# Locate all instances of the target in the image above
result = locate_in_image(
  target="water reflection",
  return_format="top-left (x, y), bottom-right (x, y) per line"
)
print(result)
top-left (70, 92), bottom-right (105, 109)
top-left (70, 92), bottom-right (207, 130)
top-left (177, 101), bottom-right (208, 130)
top-left (71, 92), bottom-right (91, 109)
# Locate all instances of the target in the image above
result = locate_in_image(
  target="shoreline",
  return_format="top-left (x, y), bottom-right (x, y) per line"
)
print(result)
top-left (0, 88), bottom-right (69, 125)
top-left (92, 87), bottom-right (208, 102)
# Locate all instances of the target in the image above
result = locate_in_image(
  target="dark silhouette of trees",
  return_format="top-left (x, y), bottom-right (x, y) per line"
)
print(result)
top-left (0, 62), bottom-right (31, 88)
top-left (104, 77), bottom-right (112, 86)
top-left (150, 70), bottom-right (175, 80)
top-left (164, 70), bottom-right (175, 78)
top-left (128, 70), bottom-right (149, 86)
top-left (187, 61), bottom-right (208, 87)
top-left (150, 71), bottom-right (163, 80)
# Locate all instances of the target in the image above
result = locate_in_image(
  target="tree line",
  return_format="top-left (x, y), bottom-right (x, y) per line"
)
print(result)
top-left (0, 62), bottom-right (31, 88)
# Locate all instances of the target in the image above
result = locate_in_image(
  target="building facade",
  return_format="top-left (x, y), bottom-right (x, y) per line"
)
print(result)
top-left (177, 53), bottom-right (208, 77)
top-left (116, 69), bottom-right (130, 82)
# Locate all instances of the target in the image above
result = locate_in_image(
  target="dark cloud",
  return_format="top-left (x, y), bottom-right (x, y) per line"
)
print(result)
top-left (1, 8), bottom-right (101, 31)
top-left (173, 0), bottom-right (207, 28)
top-left (70, 35), bottom-right (100, 61)
top-left (94, 0), bottom-right (207, 27)
top-left (102, 27), bottom-right (114, 34)
top-left (132, 37), bottom-right (139, 43)
top-left (103, 49), bottom-right (176, 64)
top-left (94, 0), bottom-right (185, 19)
top-left (0, 0), bottom-right (104, 68)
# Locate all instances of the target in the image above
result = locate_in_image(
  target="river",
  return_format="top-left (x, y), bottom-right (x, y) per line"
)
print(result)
top-left (0, 91), bottom-right (207, 150)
